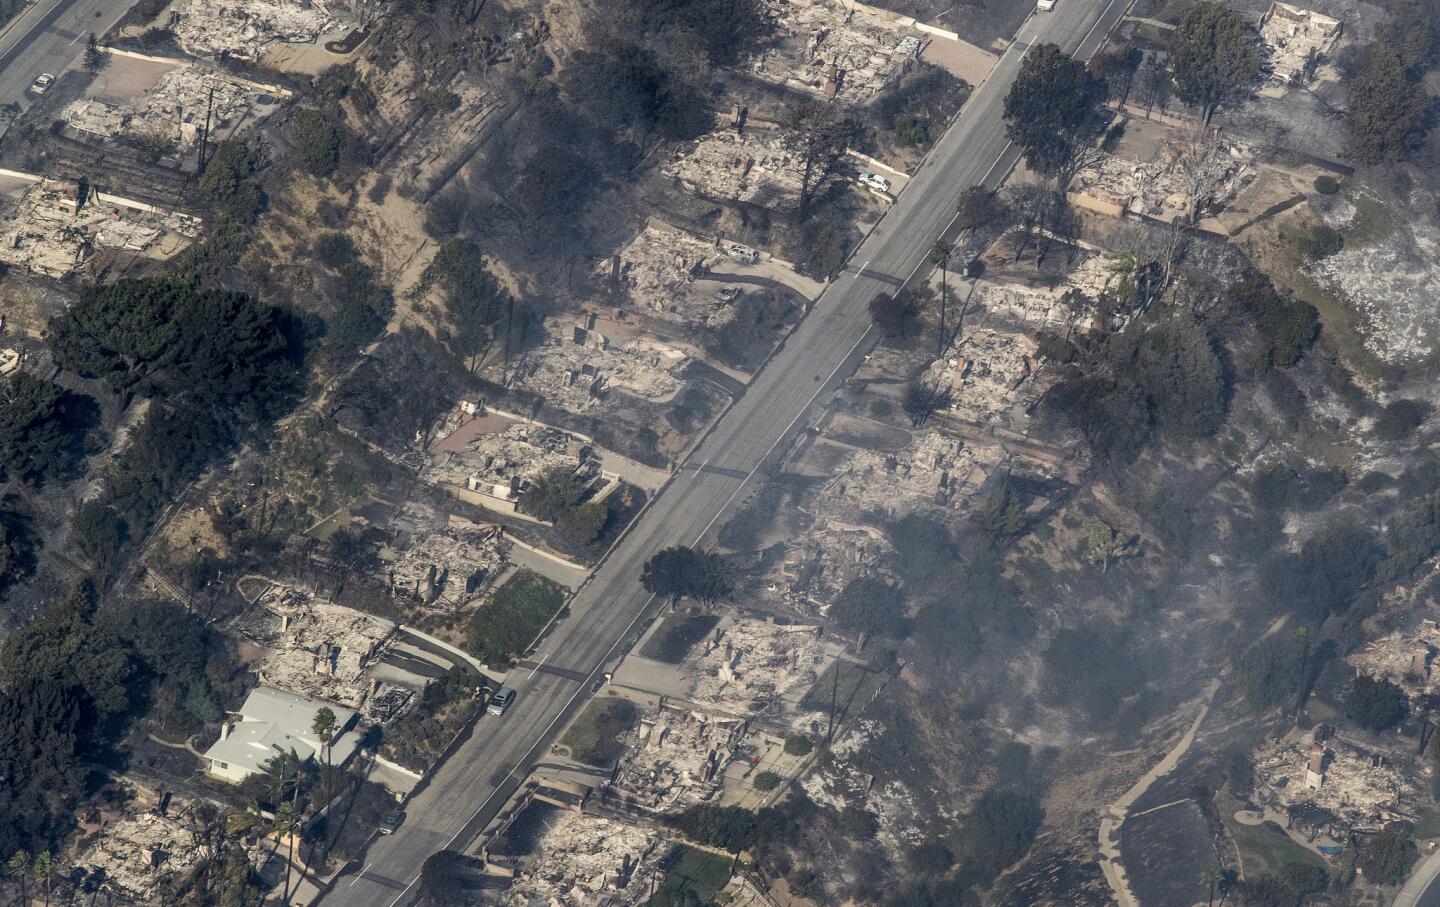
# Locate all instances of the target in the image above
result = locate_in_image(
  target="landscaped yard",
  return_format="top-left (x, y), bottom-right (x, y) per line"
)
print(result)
top-left (559, 697), bottom-right (638, 766)
top-left (464, 569), bottom-right (567, 665)
top-left (1217, 788), bottom-right (1329, 881)
top-left (645, 846), bottom-right (733, 905)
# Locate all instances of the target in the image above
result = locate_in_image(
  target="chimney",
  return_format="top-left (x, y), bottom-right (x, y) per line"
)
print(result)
top-left (220, 722), bottom-right (231, 740)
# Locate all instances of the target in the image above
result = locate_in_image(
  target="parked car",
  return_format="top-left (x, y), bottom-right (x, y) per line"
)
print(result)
top-left (1037, 0), bottom-right (1057, 10)
top-left (487, 686), bottom-right (517, 716)
top-left (858, 172), bottom-right (891, 193)
top-left (725, 242), bottom-right (759, 264)
top-left (378, 809), bottom-right (405, 835)
top-left (28, 74), bottom-right (54, 96)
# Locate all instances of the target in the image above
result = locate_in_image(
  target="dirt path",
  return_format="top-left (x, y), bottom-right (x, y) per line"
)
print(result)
top-left (1098, 677), bottom-right (1223, 907)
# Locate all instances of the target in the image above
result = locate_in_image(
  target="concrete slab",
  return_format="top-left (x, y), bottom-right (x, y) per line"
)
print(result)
top-left (921, 35), bottom-right (1000, 86)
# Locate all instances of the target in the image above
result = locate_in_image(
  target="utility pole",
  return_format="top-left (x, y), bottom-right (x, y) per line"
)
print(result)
top-left (827, 663), bottom-right (840, 744)
top-left (196, 84), bottom-right (217, 174)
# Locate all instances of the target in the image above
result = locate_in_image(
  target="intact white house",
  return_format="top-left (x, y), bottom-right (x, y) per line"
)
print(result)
top-left (204, 686), bottom-right (360, 783)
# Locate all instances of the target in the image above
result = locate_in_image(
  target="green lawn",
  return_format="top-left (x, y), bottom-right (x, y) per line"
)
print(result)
top-left (1414, 807), bottom-right (1440, 839)
top-left (645, 847), bottom-right (733, 906)
top-left (464, 570), bottom-right (567, 665)
top-left (1217, 788), bottom-right (1329, 880)
top-left (559, 698), bottom-right (638, 767)
top-left (640, 613), bottom-right (720, 664)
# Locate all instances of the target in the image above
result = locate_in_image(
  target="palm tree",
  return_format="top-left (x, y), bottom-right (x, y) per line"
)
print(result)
top-left (929, 240), bottom-right (954, 357)
top-left (1202, 861), bottom-right (1221, 907)
top-left (7, 850), bottom-right (30, 907)
top-left (273, 802), bottom-right (300, 903)
top-left (32, 851), bottom-right (54, 907)
top-left (84, 867), bottom-right (108, 907)
top-left (312, 706), bottom-right (338, 817)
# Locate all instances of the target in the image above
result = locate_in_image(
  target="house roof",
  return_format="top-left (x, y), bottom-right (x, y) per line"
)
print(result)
top-left (237, 686), bottom-right (357, 733)
top-left (203, 686), bottom-right (360, 776)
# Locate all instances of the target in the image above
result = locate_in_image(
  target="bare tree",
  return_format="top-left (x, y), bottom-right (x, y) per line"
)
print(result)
top-left (782, 103), bottom-right (858, 220)
top-left (1173, 125), bottom-right (1228, 226)
top-left (903, 377), bottom-right (953, 427)
top-left (929, 240), bottom-right (954, 357)
top-left (1136, 53), bottom-right (1173, 119)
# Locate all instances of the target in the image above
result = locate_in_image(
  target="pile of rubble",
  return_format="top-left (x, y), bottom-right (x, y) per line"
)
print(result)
top-left (920, 328), bottom-right (1042, 425)
top-left (173, 0), bottom-right (354, 60)
top-left (1253, 729), bottom-right (1419, 829)
top-left (689, 617), bottom-right (828, 717)
top-left (1260, 2), bottom-right (1342, 88)
top-left (495, 812), bottom-right (665, 905)
top-left (0, 179), bottom-right (200, 279)
top-left (605, 222), bottom-right (741, 329)
top-left (75, 801), bottom-right (206, 901)
top-left (64, 66), bottom-right (285, 152)
top-left (386, 514), bottom-right (509, 612)
top-left (612, 706), bottom-right (747, 814)
top-left (663, 131), bottom-right (804, 210)
top-left (239, 583), bottom-right (397, 710)
top-left (510, 324), bottom-right (686, 412)
top-left (970, 253), bottom-right (1113, 330)
top-left (816, 431), bottom-right (1004, 519)
top-left (423, 416), bottom-right (586, 499)
top-left (750, 0), bottom-right (923, 100)
top-left (1346, 624), bottom-right (1440, 699)
top-left (772, 521), bottom-right (895, 615)
top-left (799, 719), bottom-right (924, 854)
top-left (1069, 138), bottom-right (1255, 224)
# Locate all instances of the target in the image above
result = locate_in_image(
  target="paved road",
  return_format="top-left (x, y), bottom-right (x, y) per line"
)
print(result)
top-left (1395, 844), bottom-right (1440, 907)
top-left (331, 1), bottom-right (1132, 903)
top-left (0, 0), bottom-right (133, 109)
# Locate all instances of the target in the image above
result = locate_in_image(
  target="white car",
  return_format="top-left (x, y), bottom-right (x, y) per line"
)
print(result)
top-left (28, 73), bottom-right (53, 95)
top-left (858, 172), bottom-right (891, 193)
top-left (1037, 0), bottom-right (1057, 10)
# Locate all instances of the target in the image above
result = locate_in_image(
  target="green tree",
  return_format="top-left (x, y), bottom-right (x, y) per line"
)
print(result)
top-left (292, 109), bottom-right (343, 177)
top-left (1357, 821), bottom-right (1417, 884)
top-left (420, 239), bottom-right (526, 372)
top-left (674, 804), bottom-right (757, 853)
top-left (640, 546), bottom-right (732, 602)
top-left (0, 374), bottom-right (74, 488)
top-left (82, 34), bottom-right (107, 74)
top-left (1002, 42), bottom-right (1107, 178)
top-left (6, 851), bottom-right (29, 906)
top-left (1169, 3), bottom-right (1262, 122)
top-left (524, 467), bottom-right (587, 522)
top-left (828, 577), bottom-right (906, 640)
top-left (1232, 630), bottom-right (1308, 712)
top-left (1376, 399), bottom-right (1430, 442)
top-left (31, 851), bottom-right (52, 907)
top-left (1378, 0), bottom-right (1437, 71)
top-left (48, 278), bottom-right (297, 420)
top-left (1081, 517), bottom-right (1124, 571)
top-left (1232, 273), bottom-right (1319, 371)
top-left (1346, 674), bottom-right (1407, 732)
top-left (752, 770), bottom-right (781, 791)
top-left (71, 501), bottom-right (127, 581)
top-left (868, 292), bottom-right (919, 338)
top-left (959, 788), bottom-right (1044, 882)
top-left (1346, 47), bottom-right (1430, 164)
top-left (979, 479), bottom-right (1027, 540)
top-left (558, 501), bottom-right (608, 547)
